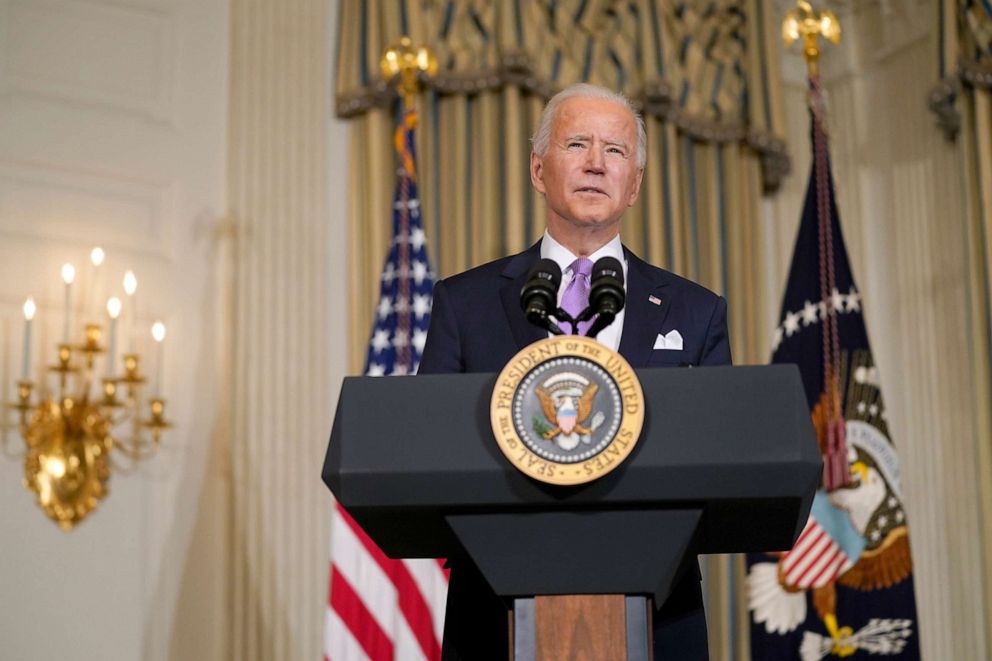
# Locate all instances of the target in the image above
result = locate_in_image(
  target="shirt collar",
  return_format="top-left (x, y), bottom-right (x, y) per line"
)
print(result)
top-left (540, 231), bottom-right (626, 274)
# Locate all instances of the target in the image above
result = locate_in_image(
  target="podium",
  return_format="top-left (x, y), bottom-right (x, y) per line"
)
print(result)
top-left (323, 364), bottom-right (820, 659)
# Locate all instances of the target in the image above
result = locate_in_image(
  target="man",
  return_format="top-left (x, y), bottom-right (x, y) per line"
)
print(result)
top-left (419, 83), bottom-right (731, 660)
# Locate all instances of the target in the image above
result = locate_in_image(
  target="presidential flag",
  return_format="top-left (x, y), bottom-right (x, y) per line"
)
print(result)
top-left (746, 78), bottom-right (921, 660)
top-left (324, 105), bottom-right (448, 661)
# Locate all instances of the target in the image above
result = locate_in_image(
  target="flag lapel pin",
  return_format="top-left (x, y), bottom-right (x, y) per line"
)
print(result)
top-left (648, 295), bottom-right (662, 306)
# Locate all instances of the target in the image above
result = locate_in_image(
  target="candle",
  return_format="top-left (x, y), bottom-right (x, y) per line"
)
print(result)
top-left (151, 321), bottom-right (166, 396)
top-left (88, 247), bottom-right (105, 317)
top-left (106, 297), bottom-right (122, 376)
top-left (123, 270), bottom-right (137, 352)
top-left (22, 297), bottom-right (36, 380)
top-left (61, 263), bottom-right (76, 343)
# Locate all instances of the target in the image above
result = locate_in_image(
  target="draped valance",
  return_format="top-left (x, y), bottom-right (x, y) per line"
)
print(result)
top-left (930, 0), bottom-right (992, 138)
top-left (335, 0), bottom-right (789, 191)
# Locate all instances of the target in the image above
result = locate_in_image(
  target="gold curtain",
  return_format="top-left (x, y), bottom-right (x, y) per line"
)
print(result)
top-left (337, 3), bottom-right (786, 657)
top-left (933, 0), bottom-right (992, 635)
top-left (339, 0), bottom-right (787, 371)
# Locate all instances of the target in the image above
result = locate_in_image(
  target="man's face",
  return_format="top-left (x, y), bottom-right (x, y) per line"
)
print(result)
top-left (531, 97), bottom-right (644, 237)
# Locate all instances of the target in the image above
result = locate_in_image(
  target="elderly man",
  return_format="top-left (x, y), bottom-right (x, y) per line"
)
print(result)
top-left (419, 83), bottom-right (731, 660)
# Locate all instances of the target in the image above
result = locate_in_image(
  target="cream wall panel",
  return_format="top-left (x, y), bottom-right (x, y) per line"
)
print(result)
top-left (0, 0), bottom-right (230, 660)
top-left (0, 161), bottom-right (173, 255)
top-left (2, 0), bottom-right (176, 122)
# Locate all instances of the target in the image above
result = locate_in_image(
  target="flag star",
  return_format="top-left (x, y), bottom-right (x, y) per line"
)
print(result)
top-left (846, 288), bottom-right (861, 312)
top-left (831, 288), bottom-right (846, 312)
top-left (895, 510), bottom-right (904, 522)
top-left (888, 497), bottom-right (898, 508)
top-left (377, 296), bottom-right (392, 319)
top-left (801, 300), bottom-right (819, 326)
top-left (413, 294), bottom-right (431, 319)
top-left (869, 404), bottom-right (879, 417)
top-left (371, 329), bottom-right (391, 353)
top-left (857, 401), bottom-right (867, 414)
top-left (818, 301), bottom-right (828, 320)
top-left (394, 297), bottom-right (409, 314)
top-left (876, 514), bottom-right (888, 528)
top-left (412, 261), bottom-right (428, 285)
top-left (772, 326), bottom-right (784, 352)
top-left (381, 263), bottom-right (396, 284)
top-left (783, 311), bottom-right (801, 337)
top-left (391, 364), bottom-right (408, 376)
top-left (412, 328), bottom-right (428, 354)
top-left (410, 227), bottom-right (426, 251)
top-left (870, 529), bottom-right (881, 542)
top-left (393, 330), bottom-right (409, 349)
top-left (367, 363), bottom-right (386, 377)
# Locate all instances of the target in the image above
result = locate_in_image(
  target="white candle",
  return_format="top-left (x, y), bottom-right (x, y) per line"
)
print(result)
top-left (88, 247), bottom-right (105, 318)
top-left (106, 297), bottom-right (122, 376)
top-left (61, 263), bottom-right (76, 343)
top-left (22, 297), bottom-right (36, 380)
top-left (124, 270), bottom-right (137, 352)
top-left (151, 321), bottom-right (166, 396)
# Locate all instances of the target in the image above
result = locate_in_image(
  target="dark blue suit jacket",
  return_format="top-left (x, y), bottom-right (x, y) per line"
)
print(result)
top-left (419, 241), bottom-right (731, 660)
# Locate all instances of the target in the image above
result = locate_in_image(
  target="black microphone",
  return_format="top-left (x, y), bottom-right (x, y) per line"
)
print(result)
top-left (520, 259), bottom-right (564, 335)
top-left (583, 256), bottom-right (625, 337)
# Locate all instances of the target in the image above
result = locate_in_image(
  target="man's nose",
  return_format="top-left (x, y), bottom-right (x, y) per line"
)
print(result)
top-left (584, 146), bottom-right (606, 173)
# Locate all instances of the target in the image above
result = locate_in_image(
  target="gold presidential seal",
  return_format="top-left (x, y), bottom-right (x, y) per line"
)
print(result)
top-left (490, 336), bottom-right (644, 485)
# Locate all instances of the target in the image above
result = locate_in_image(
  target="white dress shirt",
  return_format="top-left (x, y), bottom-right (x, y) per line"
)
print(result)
top-left (540, 231), bottom-right (628, 351)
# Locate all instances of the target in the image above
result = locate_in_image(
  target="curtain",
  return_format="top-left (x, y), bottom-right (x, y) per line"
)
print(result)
top-left (932, 0), bottom-right (992, 640)
top-left (338, 0), bottom-right (787, 370)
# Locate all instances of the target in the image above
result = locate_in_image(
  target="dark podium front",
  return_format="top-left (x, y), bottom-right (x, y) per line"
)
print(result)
top-left (323, 365), bottom-right (820, 659)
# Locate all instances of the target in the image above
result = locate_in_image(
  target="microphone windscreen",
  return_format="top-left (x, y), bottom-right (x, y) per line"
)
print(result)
top-left (520, 258), bottom-right (562, 312)
top-left (591, 256), bottom-right (624, 287)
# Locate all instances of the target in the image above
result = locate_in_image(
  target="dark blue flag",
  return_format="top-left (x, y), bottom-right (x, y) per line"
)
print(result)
top-left (363, 107), bottom-right (435, 377)
top-left (746, 79), bottom-right (921, 660)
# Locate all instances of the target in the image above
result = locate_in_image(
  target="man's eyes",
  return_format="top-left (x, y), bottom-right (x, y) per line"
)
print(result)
top-left (565, 142), bottom-right (626, 157)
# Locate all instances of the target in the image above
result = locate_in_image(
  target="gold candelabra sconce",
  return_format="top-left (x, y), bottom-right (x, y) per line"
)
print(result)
top-left (5, 247), bottom-right (171, 531)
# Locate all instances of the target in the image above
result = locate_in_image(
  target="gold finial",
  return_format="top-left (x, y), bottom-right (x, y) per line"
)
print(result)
top-left (782, 0), bottom-right (841, 77)
top-left (380, 36), bottom-right (437, 107)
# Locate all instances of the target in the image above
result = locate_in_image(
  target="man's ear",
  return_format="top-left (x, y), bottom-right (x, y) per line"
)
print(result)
top-left (530, 152), bottom-right (546, 194)
top-left (627, 166), bottom-right (645, 207)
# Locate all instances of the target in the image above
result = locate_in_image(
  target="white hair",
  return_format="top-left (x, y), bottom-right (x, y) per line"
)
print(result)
top-left (531, 83), bottom-right (647, 168)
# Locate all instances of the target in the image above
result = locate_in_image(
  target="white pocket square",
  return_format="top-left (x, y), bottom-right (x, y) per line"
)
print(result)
top-left (653, 330), bottom-right (683, 350)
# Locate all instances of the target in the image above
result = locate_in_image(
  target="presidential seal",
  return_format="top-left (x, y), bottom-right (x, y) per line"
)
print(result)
top-left (490, 336), bottom-right (644, 485)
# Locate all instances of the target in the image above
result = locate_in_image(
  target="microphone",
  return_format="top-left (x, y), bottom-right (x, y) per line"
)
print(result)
top-left (520, 259), bottom-right (564, 335)
top-left (582, 256), bottom-right (625, 338)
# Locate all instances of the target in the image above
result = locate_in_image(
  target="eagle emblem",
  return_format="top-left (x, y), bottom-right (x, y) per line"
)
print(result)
top-left (748, 358), bottom-right (915, 659)
top-left (533, 372), bottom-right (604, 450)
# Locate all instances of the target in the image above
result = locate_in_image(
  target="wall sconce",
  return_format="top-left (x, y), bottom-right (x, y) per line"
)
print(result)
top-left (6, 248), bottom-right (171, 531)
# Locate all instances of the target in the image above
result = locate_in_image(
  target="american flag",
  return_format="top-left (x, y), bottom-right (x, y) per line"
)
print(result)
top-left (324, 105), bottom-right (448, 660)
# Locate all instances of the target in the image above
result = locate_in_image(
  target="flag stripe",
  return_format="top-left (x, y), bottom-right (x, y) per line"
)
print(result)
top-left (325, 605), bottom-right (371, 661)
top-left (330, 568), bottom-right (395, 660)
top-left (782, 527), bottom-right (827, 578)
top-left (336, 503), bottom-right (442, 660)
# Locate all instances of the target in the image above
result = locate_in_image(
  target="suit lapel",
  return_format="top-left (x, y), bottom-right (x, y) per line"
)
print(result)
top-left (618, 249), bottom-right (672, 368)
top-left (500, 242), bottom-right (547, 350)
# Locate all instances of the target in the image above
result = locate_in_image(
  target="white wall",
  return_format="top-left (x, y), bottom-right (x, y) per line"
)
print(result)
top-left (0, 0), bottom-right (231, 658)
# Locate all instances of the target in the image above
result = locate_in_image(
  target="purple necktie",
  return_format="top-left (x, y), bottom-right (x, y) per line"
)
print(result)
top-left (560, 257), bottom-right (594, 336)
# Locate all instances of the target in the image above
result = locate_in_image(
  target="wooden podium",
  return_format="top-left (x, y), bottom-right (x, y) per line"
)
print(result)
top-left (322, 365), bottom-right (820, 659)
